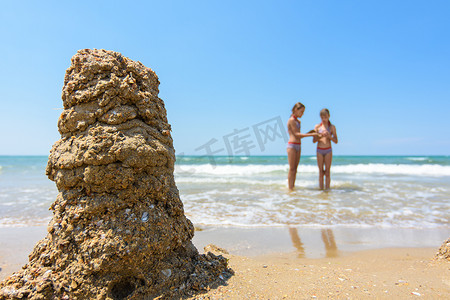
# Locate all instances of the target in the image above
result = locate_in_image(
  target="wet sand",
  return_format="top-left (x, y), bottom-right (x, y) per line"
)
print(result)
top-left (0, 226), bottom-right (48, 282)
top-left (192, 226), bottom-right (449, 258)
top-left (1, 226), bottom-right (449, 298)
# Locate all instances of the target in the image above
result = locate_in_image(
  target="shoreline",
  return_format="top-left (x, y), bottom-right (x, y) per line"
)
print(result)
top-left (1, 226), bottom-right (448, 281)
top-left (192, 226), bottom-right (449, 258)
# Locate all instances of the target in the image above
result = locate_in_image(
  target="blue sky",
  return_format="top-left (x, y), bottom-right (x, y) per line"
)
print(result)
top-left (0, 0), bottom-right (449, 156)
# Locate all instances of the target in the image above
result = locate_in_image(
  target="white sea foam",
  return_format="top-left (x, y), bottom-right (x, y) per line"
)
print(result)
top-left (0, 216), bottom-right (51, 228)
top-left (175, 163), bottom-right (450, 177)
top-left (176, 177), bottom-right (286, 186)
top-left (178, 172), bottom-right (450, 229)
top-left (332, 164), bottom-right (450, 176)
top-left (406, 157), bottom-right (428, 161)
top-left (175, 164), bottom-right (288, 176)
top-left (186, 208), bottom-right (449, 229)
top-left (176, 177), bottom-right (363, 191)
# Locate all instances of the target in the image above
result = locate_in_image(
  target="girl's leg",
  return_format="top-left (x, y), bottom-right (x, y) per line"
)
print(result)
top-left (287, 148), bottom-right (298, 190)
top-left (324, 152), bottom-right (333, 189)
top-left (294, 148), bottom-right (301, 186)
top-left (317, 152), bottom-right (324, 190)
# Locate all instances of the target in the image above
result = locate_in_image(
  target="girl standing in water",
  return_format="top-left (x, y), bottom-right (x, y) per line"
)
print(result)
top-left (287, 102), bottom-right (318, 190)
top-left (313, 108), bottom-right (338, 190)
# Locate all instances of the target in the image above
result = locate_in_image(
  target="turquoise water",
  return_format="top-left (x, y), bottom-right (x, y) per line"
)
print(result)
top-left (0, 155), bottom-right (449, 228)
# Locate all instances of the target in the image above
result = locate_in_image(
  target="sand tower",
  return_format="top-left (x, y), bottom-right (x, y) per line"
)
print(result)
top-left (0, 49), bottom-right (231, 299)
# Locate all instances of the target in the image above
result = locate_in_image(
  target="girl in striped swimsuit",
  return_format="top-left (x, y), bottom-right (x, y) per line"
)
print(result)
top-left (287, 102), bottom-right (318, 191)
top-left (313, 108), bottom-right (338, 190)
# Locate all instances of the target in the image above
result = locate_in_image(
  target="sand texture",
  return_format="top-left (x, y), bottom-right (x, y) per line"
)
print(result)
top-left (436, 238), bottom-right (450, 261)
top-left (189, 247), bottom-right (449, 299)
top-left (1, 227), bottom-right (449, 299)
top-left (0, 49), bottom-right (231, 300)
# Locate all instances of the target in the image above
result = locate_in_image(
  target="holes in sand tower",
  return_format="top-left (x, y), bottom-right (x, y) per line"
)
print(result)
top-left (110, 278), bottom-right (136, 300)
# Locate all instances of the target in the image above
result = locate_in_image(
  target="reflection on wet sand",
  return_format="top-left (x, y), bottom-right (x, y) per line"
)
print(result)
top-left (288, 228), bottom-right (305, 258)
top-left (288, 227), bottom-right (338, 258)
top-left (321, 228), bottom-right (338, 257)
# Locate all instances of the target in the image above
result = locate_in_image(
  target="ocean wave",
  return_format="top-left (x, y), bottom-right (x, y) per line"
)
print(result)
top-left (406, 157), bottom-right (428, 161)
top-left (175, 163), bottom-right (450, 177)
top-left (175, 164), bottom-right (288, 176)
top-left (0, 216), bottom-right (51, 228)
top-left (176, 177), bottom-right (364, 191)
top-left (179, 181), bottom-right (450, 229)
top-left (176, 177), bottom-right (286, 186)
top-left (185, 209), bottom-right (449, 229)
top-left (188, 220), bottom-right (449, 229)
top-left (332, 163), bottom-right (450, 176)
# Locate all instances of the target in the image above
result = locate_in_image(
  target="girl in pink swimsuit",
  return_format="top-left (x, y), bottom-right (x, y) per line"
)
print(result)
top-left (287, 102), bottom-right (318, 191)
top-left (313, 108), bottom-right (338, 190)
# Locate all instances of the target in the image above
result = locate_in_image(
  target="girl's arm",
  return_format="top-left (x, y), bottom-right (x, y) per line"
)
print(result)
top-left (331, 126), bottom-right (338, 144)
top-left (294, 131), bottom-right (318, 139)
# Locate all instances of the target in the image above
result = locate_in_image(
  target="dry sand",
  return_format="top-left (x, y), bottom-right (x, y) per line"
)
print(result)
top-left (189, 248), bottom-right (449, 299)
top-left (1, 226), bottom-right (449, 299)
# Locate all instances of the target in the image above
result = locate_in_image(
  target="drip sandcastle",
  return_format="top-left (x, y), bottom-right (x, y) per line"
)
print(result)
top-left (0, 49), bottom-right (232, 299)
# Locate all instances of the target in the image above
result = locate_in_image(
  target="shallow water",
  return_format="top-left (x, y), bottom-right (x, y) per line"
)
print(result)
top-left (0, 155), bottom-right (449, 229)
top-left (176, 155), bottom-right (450, 228)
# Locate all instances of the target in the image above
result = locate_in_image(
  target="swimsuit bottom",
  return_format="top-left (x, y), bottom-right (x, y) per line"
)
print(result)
top-left (317, 147), bottom-right (332, 156)
top-left (287, 142), bottom-right (301, 152)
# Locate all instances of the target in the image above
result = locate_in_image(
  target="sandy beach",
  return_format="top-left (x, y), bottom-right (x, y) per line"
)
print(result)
top-left (190, 247), bottom-right (449, 299)
top-left (2, 0), bottom-right (450, 297)
top-left (1, 226), bottom-right (448, 298)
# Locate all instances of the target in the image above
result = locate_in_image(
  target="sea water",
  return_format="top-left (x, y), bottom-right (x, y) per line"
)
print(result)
top-left (0, 155), bottom-right (449, 229)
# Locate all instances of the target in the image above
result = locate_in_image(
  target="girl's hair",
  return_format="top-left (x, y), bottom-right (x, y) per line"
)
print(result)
top-left (320, 108), bottom-right (332, 126)
top-left (291, 102), bottom-right (305, 115)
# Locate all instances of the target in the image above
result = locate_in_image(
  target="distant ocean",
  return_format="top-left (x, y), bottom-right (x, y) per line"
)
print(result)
top-left (0, 155), bottom-right (449, 229)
